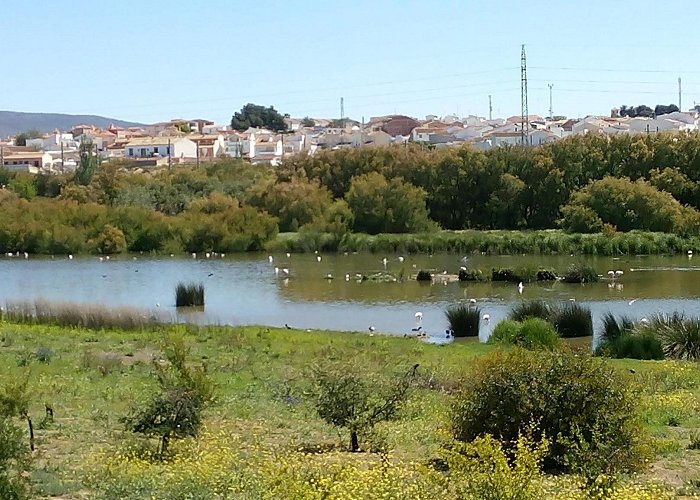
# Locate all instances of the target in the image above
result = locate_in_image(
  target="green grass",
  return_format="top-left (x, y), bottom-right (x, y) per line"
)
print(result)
top-left (0, 318), bottom-right (699, 498)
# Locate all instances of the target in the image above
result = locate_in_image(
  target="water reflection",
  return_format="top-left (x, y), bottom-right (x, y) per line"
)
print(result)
top-left (1, 252), bottom-right (700, 338)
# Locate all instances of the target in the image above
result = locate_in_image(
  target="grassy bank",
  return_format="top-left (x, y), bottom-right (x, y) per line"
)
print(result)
top-left (267, 229), bottom-right (700, 256)
top-left (1, 320), bottom-right (700, 498)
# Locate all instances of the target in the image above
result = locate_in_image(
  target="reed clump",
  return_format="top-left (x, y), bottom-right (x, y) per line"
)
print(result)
top-left (445, 304), bottom-right (480, 337)
top-left (2, 300), bottom-right (166, 330)
top-left (175, 282), bottom-right (205, 307)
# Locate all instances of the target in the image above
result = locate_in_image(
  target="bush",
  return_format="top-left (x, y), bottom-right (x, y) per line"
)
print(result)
top-left (445, 305), bottom-right (480, 338)
top-left (551, 302), bottom-right (593, 338)
top-left (124, 335), bottom-right (214, 458)
top-left (491, 267), bottom-right (536, 283)
top-left (598, 331), bottom-right (664, 360)
top-left (175, 282), bottom-right (204, 307)
top-left (416, 270), bottom-right (432, 282)
top-left (489, 318), bottom-right (560, 350)
top-left (509, 301), bottom-right (551, 322)
top-left (600, 312), bottom-right (635, 343)
top-left (313, 364), bottom-right (411, 452)
top-left (458, 268), bottom-right (485, 282)
top-left (648, 313), bottom-right (700, 360)
top-left (536, 269), bottom-right (557, 281)
top-left (451, 349), bottom-right (648, 477)
top-left (561, 263), bottom-right (598, 283)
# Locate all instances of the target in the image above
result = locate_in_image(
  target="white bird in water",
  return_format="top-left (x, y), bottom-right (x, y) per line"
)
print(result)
top-left (689, 250), bottom-right (694, 256)
top-left (286, 252), bottom-right (291, 258)
top-left (398, 256), bottom-right (404, 262)
top-left (345, 273), bottom-right (350, 281)
top-left (368, 326), bottom-right (376, 332)
top-left (615, 270), bottom-right (624, 277)
top-left (469, 298), bottom-right (477, 304)
top-left (221, 253), bottom-right (225, 258)
top-left (326, 273), bottom-right (333, 279)
top-left (482, 313), bottom-right (490, 322)
top-left (640, 318), bottom-right (649, 325)
top-left (382, 257), bottom-right (388, 267)
top-left (282, 268), bottom-right (289, 275)
top-left (192, 252), bottom-right (197, 259)
top-left (274, 267), bottom-right (279, 275)
top-left (99, 257), bottom-right (104, 262)
top-left (316, 255), bottom-right (322, 262)
top-left (68, 254), bottom-right (73, 260)
top-left (607, 270), bottom-right (615, 278)
top-left (23, 252), bottom-right (28, 259)
top-left (628, 298), bottom-right (638, 306)
top-left (518, 282), bottom-right (524, 294)
top-left (268, 255), bottom-right (274, 263)
top-left (105, 256), bottom-right (110, 260)
top-left (206, 252), bottom-right (210, 259)
top-left (415, 311), bottom-right (423, 321)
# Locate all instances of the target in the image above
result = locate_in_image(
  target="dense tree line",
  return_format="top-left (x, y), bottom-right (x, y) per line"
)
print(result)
top-left (4, 133), bottom-right (700, 254)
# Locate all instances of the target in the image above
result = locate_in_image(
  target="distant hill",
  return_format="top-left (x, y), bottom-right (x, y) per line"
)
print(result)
top-left (0, 110), bottom-right (145, 138)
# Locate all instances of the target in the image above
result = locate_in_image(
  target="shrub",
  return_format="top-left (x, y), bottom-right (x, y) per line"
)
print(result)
top-left (551, 302), bottom-right (593, 338)
top-left (33, 346), bottom-right (54, 363)
top-left (600, 312), bottom-right (635, 343)
top-left (445, 304), bottom-right (480, 338)
top-left (175, 282), bottom-right (204, 307)
top-left (451, 349), bottom-right (648, 477)
top-left (440, 434), bottom-right (549, 500)
top-left (416, 270), bottom-right (432, 282)
top-left (458, 268), bottom-right (485, 282)
top-left (313, 364), bottom-right (412, 452)
top-left (649, 313), bottom-right (700, 360)
top-left (509, 301), bottom-right (551, 322)
top-left (561, 263), bottom-right (598, 283)
top-left (491, 267), bottom-right (536, 283)
top-left (536, 269), bottom-right (557, 281)
top-left (598, 332), bottom-right (664, 360)
top-left (489, 318), bottom-right (559, 350)
top-left (124, 335), bottom-right (214, 458)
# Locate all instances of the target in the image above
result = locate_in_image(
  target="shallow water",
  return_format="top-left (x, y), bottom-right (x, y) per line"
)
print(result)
top-left (1, 252), bottom-right (699, 342)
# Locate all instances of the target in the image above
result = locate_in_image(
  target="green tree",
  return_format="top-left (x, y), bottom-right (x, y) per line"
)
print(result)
top-left (94, 224), bottom-right (127, 254)
top-left (247, 178), bottom-right (333, 232)
top-left (230, 103), bottom-right (288, 132)
top-left (8, 174), bottom-right (37, 200)
top-left (313, 364), bottom-right (412, 452)
top-left (346, 172), bottom-right (433, 234)
top-left (124, 336), bottom-right (214, 458)
top-left (12, 129), bottom-right (42, 147)
top-left (300, 116), bottom-right (315, 127)
top-left (76, 140), bottom-right (99, 186)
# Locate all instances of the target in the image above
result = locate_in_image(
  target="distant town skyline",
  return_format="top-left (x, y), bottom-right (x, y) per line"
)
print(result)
top-left (2, 0), bottom-right (699, 125)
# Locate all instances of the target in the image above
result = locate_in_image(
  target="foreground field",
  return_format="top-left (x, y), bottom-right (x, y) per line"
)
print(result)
top-left (1, 321), bottom-right (700, 498)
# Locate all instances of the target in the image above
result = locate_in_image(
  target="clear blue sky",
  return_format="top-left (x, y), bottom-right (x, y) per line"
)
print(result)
top-left (3, 0), bottom-right (699, 125)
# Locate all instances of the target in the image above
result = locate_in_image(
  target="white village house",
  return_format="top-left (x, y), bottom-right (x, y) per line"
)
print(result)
top-left (123, 137), bottom-right (197, 159)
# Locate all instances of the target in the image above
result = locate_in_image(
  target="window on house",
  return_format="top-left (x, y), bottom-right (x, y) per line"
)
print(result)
top-left (153, 147), bottom-right (159, 154)
top-left (129, 148), bottom-right (133, 156)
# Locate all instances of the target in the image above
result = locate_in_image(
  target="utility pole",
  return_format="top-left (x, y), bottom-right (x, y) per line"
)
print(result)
top-left (340, 97), bottom-right (345, 129)
top-left (60, 141), bottom-right (64, 174)
top-left (488, 95), bottom-right (493, 120)
top-left (196, 139), bottom-right (200, 168)
top-left (679, 77), bottom-right (682, 111)
top-left (548, 84), bottom-right (554, 119)
top-left (520, 44), bottom-right (530, 146)
top-left (167, 138), bottom-right (172, 171)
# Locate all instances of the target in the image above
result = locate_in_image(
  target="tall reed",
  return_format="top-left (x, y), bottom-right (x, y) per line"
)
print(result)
top-left (551, 302), bottom-right (593, 338)
top-left (3, 300), bottom-right (166, 330)
top-left (175, 282), bottom-right (205, 307)
top-left (445, 304), bottom-right (480, 337)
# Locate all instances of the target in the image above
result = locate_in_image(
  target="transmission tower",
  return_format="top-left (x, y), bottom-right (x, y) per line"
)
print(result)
top-left (488, 94), bottom-right (493, 120)
top-left (548, 84), bottom-right (554, 119)
top-left (520, 44), bottom-right (529, 146)
top-left (340, 97), bottom-right (345, 128)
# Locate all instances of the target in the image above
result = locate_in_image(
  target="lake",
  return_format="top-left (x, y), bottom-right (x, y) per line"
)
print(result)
top-left (1, 252), bottom-right (700, 342)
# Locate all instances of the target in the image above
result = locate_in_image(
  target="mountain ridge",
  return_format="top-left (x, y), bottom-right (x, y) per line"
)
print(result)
top-left (0, 110), bottom-right (146, 138)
